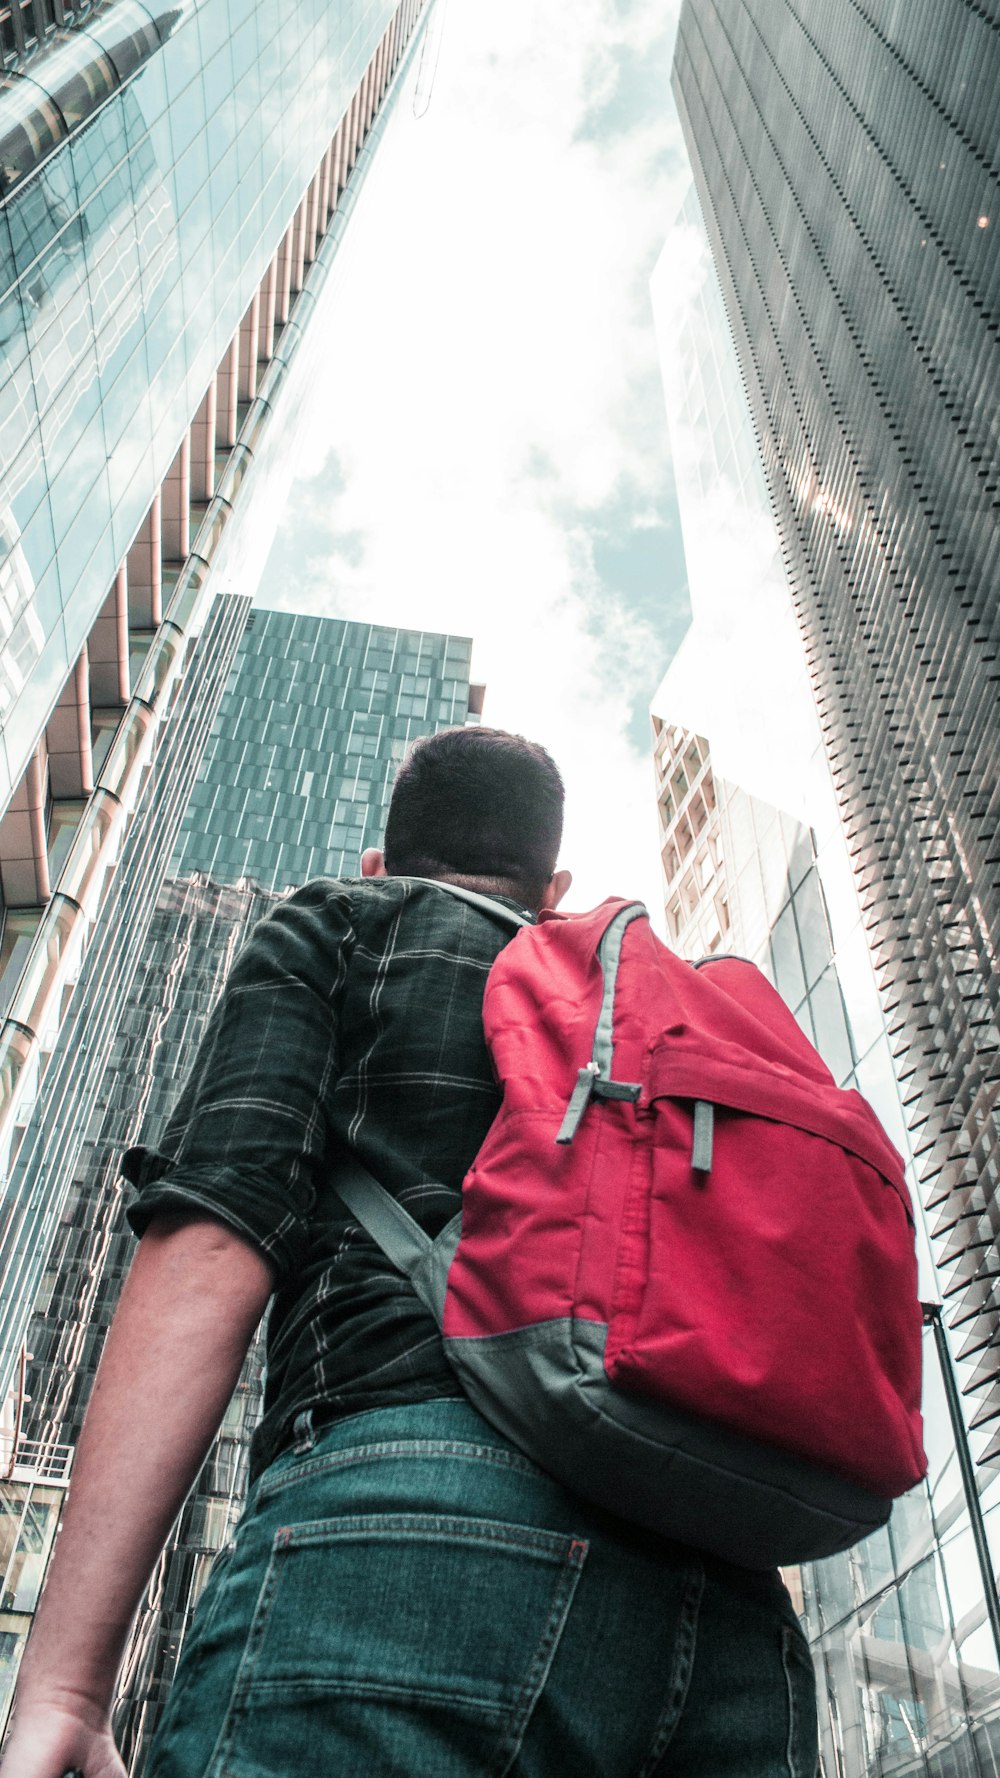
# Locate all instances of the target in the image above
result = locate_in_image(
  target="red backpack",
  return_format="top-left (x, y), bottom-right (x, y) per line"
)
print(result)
top-left (337, 889), bottom-right (926, 1568)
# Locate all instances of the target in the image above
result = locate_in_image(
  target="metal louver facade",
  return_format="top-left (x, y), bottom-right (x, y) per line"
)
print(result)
top-left (2, 0), bottom-right (96, 72)
top-left (672, 0), bottom-right (1000, 1453)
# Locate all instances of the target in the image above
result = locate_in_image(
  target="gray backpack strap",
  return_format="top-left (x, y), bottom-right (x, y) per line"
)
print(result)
top-left (335, 1160), bottom-right (460, 1326)
top-left (408, 877), bottom-right (532, 929)
top-left (335, 1160), bottom-right (432, 1276)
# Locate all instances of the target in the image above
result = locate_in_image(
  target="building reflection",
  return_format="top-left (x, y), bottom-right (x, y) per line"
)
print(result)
top-left (650, 177), bottom-right (1000, 1772)
top-left (0, 1448), bottom-right (71, 1730)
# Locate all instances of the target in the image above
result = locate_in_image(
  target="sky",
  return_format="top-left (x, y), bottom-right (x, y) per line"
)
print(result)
top-left (258, 0), bottom-right (692, 918)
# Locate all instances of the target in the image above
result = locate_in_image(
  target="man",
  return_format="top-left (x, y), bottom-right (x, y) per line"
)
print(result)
top-left (1, 726), bottom-right (816, 1778)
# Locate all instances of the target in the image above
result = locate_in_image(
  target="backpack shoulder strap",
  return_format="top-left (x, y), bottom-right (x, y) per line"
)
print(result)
top-left (335, 1160), bottom-right (433, 1277)
top-left (335, 1159), bottom-right (457, 1326)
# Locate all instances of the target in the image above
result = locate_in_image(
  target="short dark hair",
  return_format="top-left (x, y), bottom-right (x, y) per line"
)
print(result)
top-left (383, 726), bottom-right (564, 908)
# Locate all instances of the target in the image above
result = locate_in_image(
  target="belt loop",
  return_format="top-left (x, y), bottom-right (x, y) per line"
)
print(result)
top-left (291, 1409), bottom-right (315, 1454)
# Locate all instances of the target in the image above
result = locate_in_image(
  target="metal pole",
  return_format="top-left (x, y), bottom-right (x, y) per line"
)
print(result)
top-left (923, 1302), bottom-right (1000, 1664)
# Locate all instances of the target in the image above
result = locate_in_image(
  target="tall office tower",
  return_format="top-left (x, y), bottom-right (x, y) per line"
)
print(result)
top-left (1, 609), bottom-right (478, 1758)
top-left (651, 180), bottom-right (1000, 1772)
top-left (174, 607), bottom-right (480, 891)
top-left (671, 4), bottom-right (1000, 1449)
top-left (0, 0), bottom-right (437, 1360)
top-left (0, 0), bottom-right (439, 1746)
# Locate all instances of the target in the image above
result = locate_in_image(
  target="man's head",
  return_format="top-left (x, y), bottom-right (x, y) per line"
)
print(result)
top-left (362, 725), bottom-right (570, 912)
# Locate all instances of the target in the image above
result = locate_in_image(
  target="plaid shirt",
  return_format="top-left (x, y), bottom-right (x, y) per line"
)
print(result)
top-left (124, 875), bottom-right (532, 1477)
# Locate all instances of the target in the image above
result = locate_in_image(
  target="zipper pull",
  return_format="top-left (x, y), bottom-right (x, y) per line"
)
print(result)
top-left (692, 1099), bottom-right (714, 1173)
top-left (556, 1062), bottom-right (599, 1145)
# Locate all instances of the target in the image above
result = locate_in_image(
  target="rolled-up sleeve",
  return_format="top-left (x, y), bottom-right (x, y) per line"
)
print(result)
top-left (123, 880), bottom-right (353, 1283)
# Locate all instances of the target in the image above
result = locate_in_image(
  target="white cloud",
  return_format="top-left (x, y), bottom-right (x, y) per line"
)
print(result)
top-left (259, 0), bottom-right (689, 923)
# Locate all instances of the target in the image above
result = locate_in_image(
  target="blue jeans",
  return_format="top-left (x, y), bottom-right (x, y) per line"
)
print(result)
top-left (147, 1399), bottom-right (817, 1777)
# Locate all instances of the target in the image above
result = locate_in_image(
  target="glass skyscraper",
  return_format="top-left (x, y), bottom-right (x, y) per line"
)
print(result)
top-left (0, 0), bottom-right (438, 1338)
top-left (666, 10), bottom-right (1000, 1760)
top-left (174, 607), bottom-right (477, 891)
top-left (2, 607), bottom-right (476, 1759)
top-left (1, 0), bottom-right (432, 806)
top-left (670, 0), bottom-right (999, 1451)
top-left (651, 163), bottom-right (1000, 1771)
top-left (0, 0), bottom-right (443, 1755)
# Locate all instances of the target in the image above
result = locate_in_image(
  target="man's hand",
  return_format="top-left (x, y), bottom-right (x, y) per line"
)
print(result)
top-left (0, 1690), bottom-right (125, 1778)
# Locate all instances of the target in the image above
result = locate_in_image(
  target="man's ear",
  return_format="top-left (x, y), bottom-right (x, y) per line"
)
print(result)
top-left (361, 848), bottom-right (388, 878)
top-left (541, 869), bottom-right (572, 910)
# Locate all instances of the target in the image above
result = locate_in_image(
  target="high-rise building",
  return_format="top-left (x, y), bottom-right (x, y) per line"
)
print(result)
top-left (654, 708), bottom-right (1000, 1773)
top-left (0, 0), bottom-right (439, 1361)
top-left (1, 608), bottom-right (478, 1757)
top-left (651, 171), bottom-right (1000, 1771)
top-left (0, 0), bottom-right (441, 1750)
top-left (0, 2), bottom-right (439, 1342)
top-left (1, 0), bottom-right (434, 813)
top-left (670, 1), bottom-right (1000, 1443)
top-left (174, 607), bottom-right (479, 891)
top-left (0, 0), bottom-right (437, 1173)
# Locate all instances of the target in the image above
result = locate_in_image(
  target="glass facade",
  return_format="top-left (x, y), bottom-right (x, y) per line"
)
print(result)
top-left (0, 0), bottom-right (433, 1383)
top-left (0, 588), bottom-right (251, 1395)
top-left (671, 0), bottom-right (1000, 1457)
top-left (0, 1469), bottom-right (67, 1727)
top-left (5, 610), bottom-right (474, 1761)
top-left (0, 0), bottom-right (412, 808)
top-left (174, 607), bottom-right (474, 892)
top-left (715, 766), bottom-right (1000, 1776)
top-left (0, 2), bottom-right (440, 1756)
top-left (653, 718), bottom-right (1000, 1773)
top-left (18, 870), bottom-right (274, 1764)
top-left (651, 170), bottom-right (1000, 1772)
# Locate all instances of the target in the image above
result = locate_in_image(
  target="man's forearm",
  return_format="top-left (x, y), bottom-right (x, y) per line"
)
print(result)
top-left (13, 1211), bottom-right (274, 1715)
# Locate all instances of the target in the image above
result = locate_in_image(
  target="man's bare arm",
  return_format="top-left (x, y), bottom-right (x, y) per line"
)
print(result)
top-left (0, 1211), bottom-right (274, 1778)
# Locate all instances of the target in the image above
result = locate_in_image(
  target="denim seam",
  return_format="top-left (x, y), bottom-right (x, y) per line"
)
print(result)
top-left (255, 1435), bottom-right (550, 1501)
top-left (223, 1674), bottom-right (511, 1713)
top-left (634, 1559), bottom-right (705, 1778)
top-left (146, 1545), bottom-right (238, 1775)
top-left (210, 1545), bottom-right (287, 1778)
top-left (180, 1542), bottom-right (235, 1651)
top-left (488, 1536), bottom-right (590, 1778)
top-left (781, 1624), bottom-right (817, 1778)
top-left (272, 1512), bottom-right (582, 1560)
